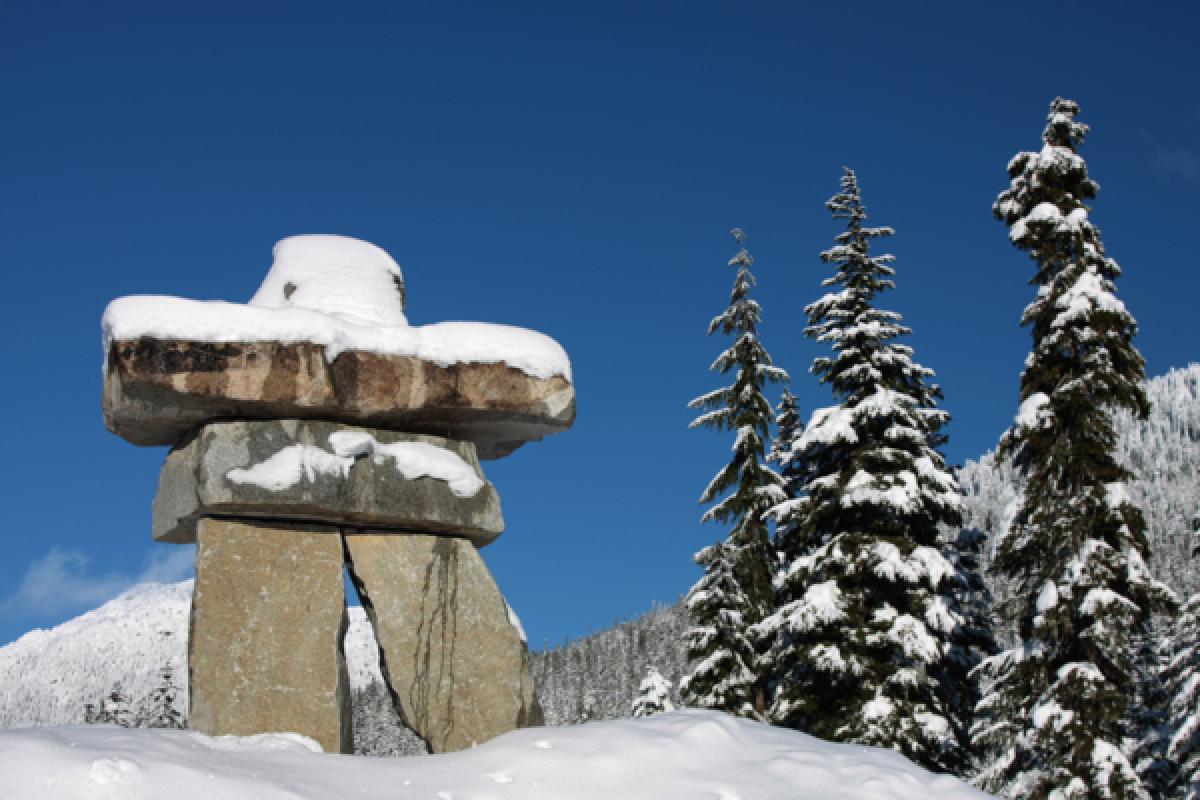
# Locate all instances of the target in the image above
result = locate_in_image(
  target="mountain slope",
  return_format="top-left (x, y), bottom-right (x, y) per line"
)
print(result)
top-left (960, 363), bottom-right (1200, 602)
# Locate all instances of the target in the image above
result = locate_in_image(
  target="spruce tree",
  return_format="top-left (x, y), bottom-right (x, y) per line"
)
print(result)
top-left (974, 98), bottom-right (1176, 799)
top-left (681, 228), bottom-right (788, 719)
top-left (757, 169), bottom-right (978, 774)
top-left (632, 667), bottom-right (675, 718)
top-left (1164, 595), bottom-right (1200, 800)
top-left (137, 665), bottom-right (185, 729)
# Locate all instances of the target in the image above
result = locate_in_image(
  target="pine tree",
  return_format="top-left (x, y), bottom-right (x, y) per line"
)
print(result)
top-left (973, 98), bottom-right (1177, 799)
top-left (93, 681), bottom-right (132, 727)
top-left (770, 389), bottom-right (805, 494)
top-left (632, 667), bottom-right (675, 718)
top-left (757, 169), bottom-right (979, 774)
top-left (681, 228), bottom-right (789, 719)
top-left (1164, 595), bottom-right (1200, 800)
top-left (137, 665), bottom-right (185, 729)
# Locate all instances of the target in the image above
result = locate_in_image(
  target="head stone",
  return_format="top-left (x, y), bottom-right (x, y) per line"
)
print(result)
top-left (249, 235), bottom-right (407, 326)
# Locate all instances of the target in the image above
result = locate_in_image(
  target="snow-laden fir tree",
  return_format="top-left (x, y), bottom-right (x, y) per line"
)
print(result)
top-left (632, 666), bottom-right (676, 718)
top-left (756, 169), bottom-right (981, 775)
top-left (973, 98), bottom-right (1176, 800)
top-left (136, 665), bottom-right (185, 729)
top-left (681, 228), bottom-right (789, 719)
top-left (1164, 594), bottom-right (1200, 800)
top-left (769, 389), bottom-right (808, 521)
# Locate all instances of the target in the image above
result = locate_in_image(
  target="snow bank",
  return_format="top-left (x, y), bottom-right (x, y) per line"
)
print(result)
top-left (101, 235), bottom-right (571, 380)
top-left (0, 712), bottom-right (992, 800)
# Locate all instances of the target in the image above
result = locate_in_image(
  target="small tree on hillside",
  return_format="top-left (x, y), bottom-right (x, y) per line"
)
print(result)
top-left (632, 667), bottom-right (675, 718)
top-left (973, 97), bottom-right (1176, 799)
top-left (92, 681), bottom-right (133, 727)
top-left (757, 169), bottom-right (981, 775)
top-left (680, 228), bottom-right (789, 719)
top-left (137, 665), bottom-right (185, 729)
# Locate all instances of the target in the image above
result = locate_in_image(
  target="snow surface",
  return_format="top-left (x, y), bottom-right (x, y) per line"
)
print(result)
top-left (226, 444), bottom-right (354, 491)
top-left (249, 235), bottom-right (407, 326)
top-left (503, 600), bottom-right (528, 644)
top-left (102, 236), bottom-right (571, 380)
top-left (226, 434), bottom-right (484, 496)
top-left (328, 432), bottom-right (484, 497)
top-left (0, 712), bottom-right (992, 800)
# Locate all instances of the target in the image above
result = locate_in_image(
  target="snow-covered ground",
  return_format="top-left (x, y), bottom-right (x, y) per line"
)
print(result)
top-left (0, 711), bottom-right (991, 800)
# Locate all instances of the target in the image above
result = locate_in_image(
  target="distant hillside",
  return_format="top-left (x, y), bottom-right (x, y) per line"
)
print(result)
top-left (960, 363), bottom-right (1200, 602)
top-left (532, 602), bottom-right (690, 725)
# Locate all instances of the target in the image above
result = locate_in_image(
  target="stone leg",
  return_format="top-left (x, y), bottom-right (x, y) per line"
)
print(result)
top-left (343, 531), bottom-right (542, 753)
top-left (190, 518), bottom-right (352, 753)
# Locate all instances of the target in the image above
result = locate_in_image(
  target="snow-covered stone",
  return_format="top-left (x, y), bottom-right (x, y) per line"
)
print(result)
top-left (101, 235), bottom-right (574, 459)
top-left (153, 419), bottom-right (502, 545)
top-left (249, 235), bottom-right (407, 326)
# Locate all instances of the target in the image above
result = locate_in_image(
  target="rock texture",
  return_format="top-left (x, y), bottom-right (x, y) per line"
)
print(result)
top-left (189, 518), bottom-right (352, 754)
top-left (104, 338), bottom-right (574, 459)
top-left (153, 419), bottom-right (503, 546)
top-left (343, 532), bottom-right (542, 753)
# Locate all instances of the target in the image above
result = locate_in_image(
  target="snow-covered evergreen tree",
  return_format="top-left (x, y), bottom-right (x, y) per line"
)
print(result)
top-left (92, 682), bottom-right (133, 727)
top-left (770, 389), bottom-right (805, 494)
top-left (758, 168), bottom-right (979, 775)
top-left (632, 667), bottom-right (676, 718)
top-left (681, 228), bottom-right (789, 719)
top-left (1165, 594), bottom-right (1200, 800)
top-left (136, 665), bottom-right (185, 729)
top-left (973, 98), bottom-right (1176, 800)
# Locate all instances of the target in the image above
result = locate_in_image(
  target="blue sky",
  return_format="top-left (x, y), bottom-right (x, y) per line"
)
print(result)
top-left (1, 1), bottom-right (1197, 648)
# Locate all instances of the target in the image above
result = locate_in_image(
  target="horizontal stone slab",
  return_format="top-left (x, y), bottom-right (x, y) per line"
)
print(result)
top-left (103, 337), bottom-right (575, 459)
top-left (153, 419), bottom-right (504, 545)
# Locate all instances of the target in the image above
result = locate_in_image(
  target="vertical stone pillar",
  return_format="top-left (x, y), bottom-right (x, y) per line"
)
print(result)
top-left (190, 518), bottom-right (352, 753)
top-left (344, 531), bottom-right (542, 753)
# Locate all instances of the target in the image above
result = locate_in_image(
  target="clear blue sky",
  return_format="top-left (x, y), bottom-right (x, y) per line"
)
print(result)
top-left (1, 1), bottom-right (1197, 648)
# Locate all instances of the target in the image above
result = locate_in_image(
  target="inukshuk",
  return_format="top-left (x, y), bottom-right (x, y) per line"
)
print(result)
top-left (100, 235), bottom-right (575, 754)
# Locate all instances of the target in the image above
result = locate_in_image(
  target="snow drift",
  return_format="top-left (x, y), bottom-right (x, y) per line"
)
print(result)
top-left (0, 711), bottom-right (991, 800)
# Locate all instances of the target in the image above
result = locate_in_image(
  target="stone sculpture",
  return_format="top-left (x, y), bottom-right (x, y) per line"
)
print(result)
top-left (101, 234), bottom-right (574, 754)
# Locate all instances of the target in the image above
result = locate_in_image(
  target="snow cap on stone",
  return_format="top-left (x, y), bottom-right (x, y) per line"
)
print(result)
top-left (250, 235), bottom-right (407, 326)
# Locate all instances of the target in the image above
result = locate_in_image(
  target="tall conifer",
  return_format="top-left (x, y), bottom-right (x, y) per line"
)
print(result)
top-left (974, 98), bottom-right (1176, 799)
top-left (681, 228), bottom-right (788, 718)
top-left (758, 169), bottom-right (979, 774)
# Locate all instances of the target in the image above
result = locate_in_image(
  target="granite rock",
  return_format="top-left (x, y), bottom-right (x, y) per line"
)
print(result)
top-left (189, 518), bottom-right (352, 753)
top-left (153, 419), bottom-right (503, 545)
top-left (103, 338), bottom-right (574, 459)
top-left (344, 532), bottom-right (542, 753)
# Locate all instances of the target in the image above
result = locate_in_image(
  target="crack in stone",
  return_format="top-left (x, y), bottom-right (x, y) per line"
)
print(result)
top-left (411, 537), bottom-right (460, 748)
